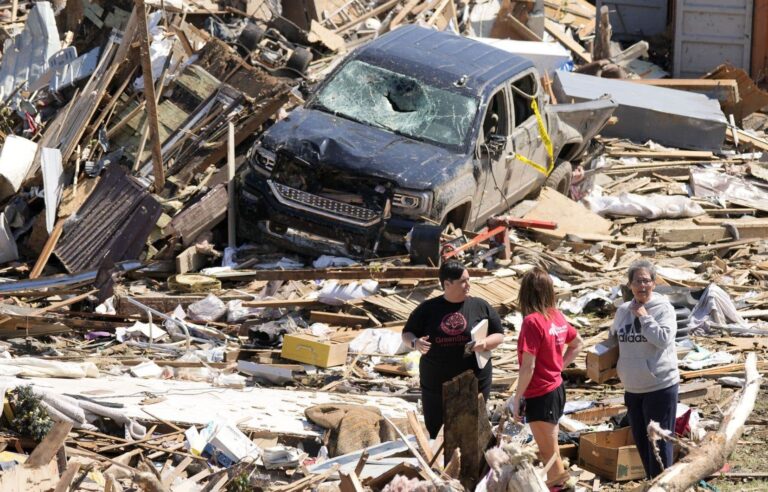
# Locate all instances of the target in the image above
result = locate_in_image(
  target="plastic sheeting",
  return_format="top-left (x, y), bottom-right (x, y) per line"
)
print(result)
top-left (690, 168), bottom-right (768, 213)
top-left (133, 12), bottom-right (175, 91)
top-left (33, 386), bottom-right (147, 440)
top-left (317, 280), bottom-right (378, 306)
top-left (0, 357), bottom-right (98, 378)
top-left (686, 283), bottom-right (748, 335)
top-left (349, 329), bottom-right (408, 355)
top-left (584, 190), bottom-right (705, 219)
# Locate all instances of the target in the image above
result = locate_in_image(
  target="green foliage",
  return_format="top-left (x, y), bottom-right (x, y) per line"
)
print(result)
top-left (9, 385), bottom-right (52, 441)
top-left (227, 471), bottom-right (251, 492)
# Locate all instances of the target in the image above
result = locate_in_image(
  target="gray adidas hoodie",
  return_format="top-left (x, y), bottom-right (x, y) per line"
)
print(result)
top-left (610, 292), bottom-right (679, 394)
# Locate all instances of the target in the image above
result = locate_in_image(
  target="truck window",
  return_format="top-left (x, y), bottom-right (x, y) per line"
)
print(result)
top-left (511, 74), bottom-right (537, 127)
top-left (482, 90), bottom-right (508, 139)
top-left (312, 60), bottom-right (478, 149)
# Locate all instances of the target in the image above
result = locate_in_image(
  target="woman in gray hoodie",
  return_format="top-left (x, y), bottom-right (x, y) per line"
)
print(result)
top-left (611, 260), bottom-right (679, 479)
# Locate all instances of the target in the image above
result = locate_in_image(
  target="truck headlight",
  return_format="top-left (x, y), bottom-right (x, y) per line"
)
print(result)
top-left (248, 141), bottom-right (276, 171)
top-left (392, 190), bottom-right (432, 216)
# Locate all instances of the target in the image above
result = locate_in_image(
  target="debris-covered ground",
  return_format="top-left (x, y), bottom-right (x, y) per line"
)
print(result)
top-left (0, 0), bottom-right (767, 491)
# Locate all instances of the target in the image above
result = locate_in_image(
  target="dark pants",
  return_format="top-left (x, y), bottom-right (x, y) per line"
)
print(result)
top-left (421, 361), bottom-right (491, 438)
top-left (624, 384), bottom-right (678, 479)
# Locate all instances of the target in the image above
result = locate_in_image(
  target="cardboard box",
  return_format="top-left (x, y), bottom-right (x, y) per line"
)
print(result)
top-left (578, 427), bottom-right (645, 481)
top-left (586, 339), bottom-right (619, 383)
top-left (281, 333), bottom-right (349, 368)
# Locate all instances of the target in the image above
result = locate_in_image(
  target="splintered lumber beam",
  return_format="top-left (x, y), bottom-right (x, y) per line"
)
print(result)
top-left (607, 150), bottom-right (714, 160)
top-left (389, 0), bottom-right (420, 29)
top-left (407, 410), bottom-right (435, 463)
top-left (726, 127), bottom-right (768, 151)
top-left (211, 267), bottom-right (490, 281)
top-left (27, 422), bottom-right (73, 467)
top-left (649, 353), bottom-right (761, 491)
top-left (30, 219), bottom-right (65, 279)
top-left (381, 416), bottom-right (441, 483)
top-left (136, 0), bottom-right (165, 190)
top-left (545, 18), bottom-right (591, 62)
top-left (339, 470), bottom-right (365, 492)
top-left (644, 223), bottom-right (768, 243)
top-left (334, 0), bottom-right (400, 35)
top-left (309, 310), bottom-right (370, 327)
top-left (443, 371), bottom-right (492, 490)
top-left (628, 79), bottom-right (740, 107)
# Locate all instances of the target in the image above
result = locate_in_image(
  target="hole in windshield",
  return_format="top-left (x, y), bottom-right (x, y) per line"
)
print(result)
top-left (313, 60), bottom-right (478, 149)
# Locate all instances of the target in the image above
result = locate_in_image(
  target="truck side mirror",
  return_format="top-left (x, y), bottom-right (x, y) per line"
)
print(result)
top-left (486, 134), bottom-right (506, 156)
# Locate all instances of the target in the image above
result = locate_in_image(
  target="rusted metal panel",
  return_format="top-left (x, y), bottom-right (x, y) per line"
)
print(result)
top-left (674, 0), bottom-right (753, 78)
top-left (54, 165), bottom-right (161, 273)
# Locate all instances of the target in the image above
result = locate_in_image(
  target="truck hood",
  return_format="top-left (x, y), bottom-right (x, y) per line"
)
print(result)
top-left (261, 107), bottom-right (468, 190)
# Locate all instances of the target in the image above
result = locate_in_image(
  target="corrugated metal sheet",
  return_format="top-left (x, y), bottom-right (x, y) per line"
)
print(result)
top-left (54, 166), bottom-right (161, 273)
top-left (553, 70), bottom-right (727, 151)
top-left (596, 0), bottom-right (668, 40)
top-left (0, 1), bottom-right (60, 101)
top-left (674, 0), bottom-right (753, 77)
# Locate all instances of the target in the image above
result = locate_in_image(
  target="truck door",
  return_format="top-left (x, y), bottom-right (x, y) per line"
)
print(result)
top-left (506, 71), bottom-right (549, 202)
top-left (470, 87), bottom-right (512, 228)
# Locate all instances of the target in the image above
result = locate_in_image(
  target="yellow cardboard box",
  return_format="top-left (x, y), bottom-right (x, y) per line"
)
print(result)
top-left (281, 334), bottom-right (349, 368)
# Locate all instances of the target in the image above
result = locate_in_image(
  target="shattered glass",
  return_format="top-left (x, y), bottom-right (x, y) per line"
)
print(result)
top-left (314, 60), bottom-right (478, 148)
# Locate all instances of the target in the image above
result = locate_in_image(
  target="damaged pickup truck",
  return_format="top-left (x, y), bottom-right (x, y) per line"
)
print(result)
top-left (237, 25), bottom-right (616, 258)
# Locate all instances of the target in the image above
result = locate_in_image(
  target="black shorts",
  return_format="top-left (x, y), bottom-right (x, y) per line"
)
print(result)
top-left (524, 383), bottom-right (565, 424)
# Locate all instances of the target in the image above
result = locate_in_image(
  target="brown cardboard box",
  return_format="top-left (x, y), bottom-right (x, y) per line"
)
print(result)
top-left (281, 334), bottom-right (349, 368)
top-left (578, 427), bottom-right (645, 481)
top-left (586, 339), bottom-right (619, 383)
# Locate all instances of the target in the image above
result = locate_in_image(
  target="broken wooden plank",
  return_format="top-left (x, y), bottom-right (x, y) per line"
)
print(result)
top-left (645, 223), bottom-right (768, 244)
top-left (309, 311), bottom-right (370, 327)
top-left (544, 18), bottom-right (591, 63)
top-left (389, 0), bottom-right (420, 29)
top-left (29, 219), bottom-right (65, 280)
top-left (136, 0), bottom-right (164, 190)
top-left (240, 298), bottom-right (321, 309)
top-left (27, 422), bottom-right (73, 467)
top-left (607, 150), bottom-right (715, 160)
top-left (175, 245), bottom-right (209, 274)
top-left (334, 0), bottom-right (400, 35)
top-left (407, 410), bottom-right (434, 463)
top-left (726, 127), bottom-right (768, 152)
top-left (339, 470), bottom-right (365, 492)
top-left (54, 461), bottom-right (82, 492)
top-left (210, 267), bottom-right (490, 281)
top-left (165, 184), bottom-right (227, 246)
top-left (443, 371), bottom-right (492, 490)
top-left (628, 79), bottom-right (740, 108)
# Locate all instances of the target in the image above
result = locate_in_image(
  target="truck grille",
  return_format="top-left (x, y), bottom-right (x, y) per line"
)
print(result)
top-left (268, 180), bottom-right (381, 226)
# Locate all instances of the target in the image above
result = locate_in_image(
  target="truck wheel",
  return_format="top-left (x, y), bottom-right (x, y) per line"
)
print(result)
top-left (240, 23), bottom-right (265, 51)
top-left (544, 159), bottom-right (573, 196)
top-left (286, 47), bottom-right (312, 74)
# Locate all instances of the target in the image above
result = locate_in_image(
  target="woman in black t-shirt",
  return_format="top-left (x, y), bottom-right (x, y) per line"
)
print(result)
top-left (402, 261), bottom-right (504, 438)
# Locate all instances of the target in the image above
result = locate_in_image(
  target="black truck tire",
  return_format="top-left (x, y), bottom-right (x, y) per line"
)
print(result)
top-left (544, 159), bottom-right (573, 196)
top-left (286, 47), bottom-right (312, 74)
top-left (240, 24), bottom-right (265, 51)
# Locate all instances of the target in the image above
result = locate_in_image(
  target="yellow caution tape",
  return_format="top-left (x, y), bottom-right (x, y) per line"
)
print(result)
top-left (512, 98), bottom-right (555, 176)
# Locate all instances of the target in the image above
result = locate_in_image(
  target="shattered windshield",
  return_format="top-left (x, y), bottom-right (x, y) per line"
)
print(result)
top-left (313, 60), bottom-right (478, 149)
